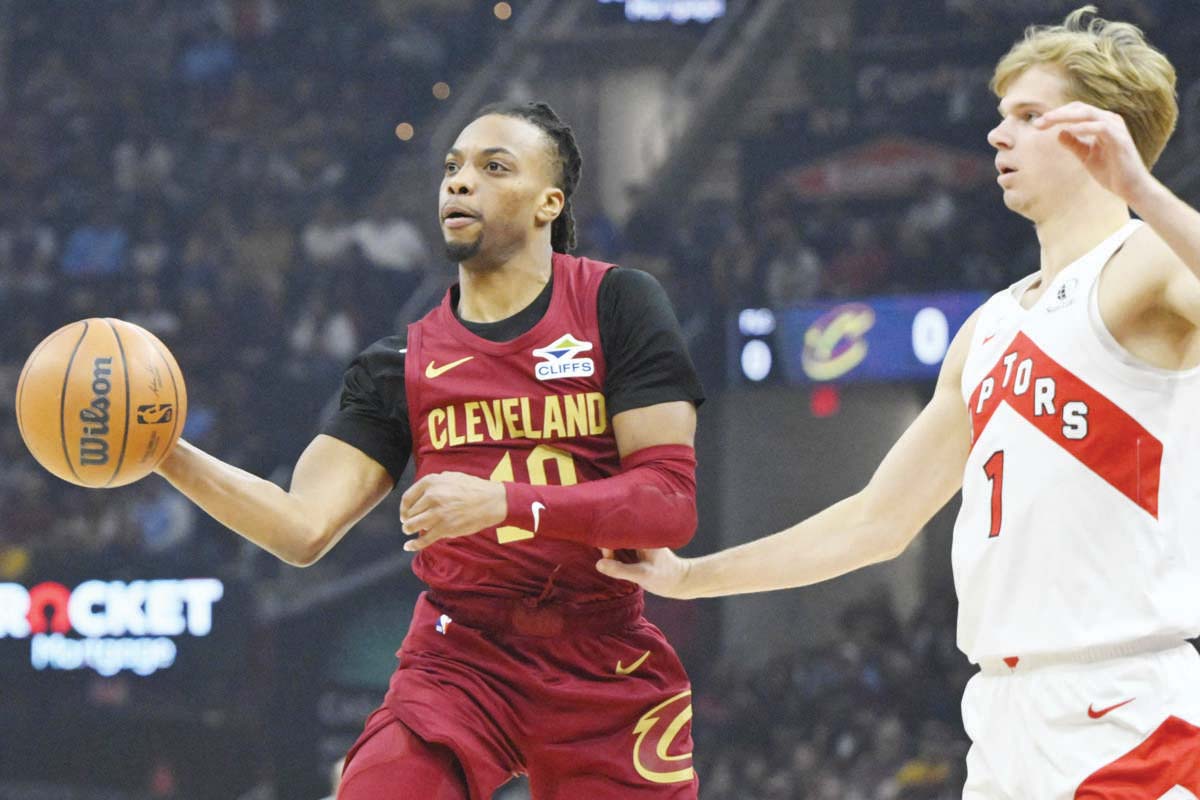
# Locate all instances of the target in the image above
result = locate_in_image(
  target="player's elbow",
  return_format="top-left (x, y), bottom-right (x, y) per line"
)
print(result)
top-left (284, 548), bottom-right (320, 569)
top-left (638, 467), bottom-right (697, 549)
top-left (876, 531), bottom-right (917, 563)
top-left (283, 524), bottom-right (335, 567)
top-left (664, 500), bottom-right (698, 549)
top-left (850, 489), bottom-right (922, 563)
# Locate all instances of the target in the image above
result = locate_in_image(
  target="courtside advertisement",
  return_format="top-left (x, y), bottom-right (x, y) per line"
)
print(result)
top-left (0, 577), bottom-right (227, 677)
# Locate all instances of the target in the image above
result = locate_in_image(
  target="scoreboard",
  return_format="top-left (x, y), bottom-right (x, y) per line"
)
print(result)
top-left (729, 292), bottom-right (988, 386)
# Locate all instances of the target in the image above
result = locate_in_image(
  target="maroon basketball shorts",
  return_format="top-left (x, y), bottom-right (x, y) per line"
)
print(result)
top-left (344, 591), bottom-right (698, 799)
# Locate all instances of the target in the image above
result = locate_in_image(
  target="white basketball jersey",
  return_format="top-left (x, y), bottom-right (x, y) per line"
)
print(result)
top-left (953, 220), bottom-right (1200, 665)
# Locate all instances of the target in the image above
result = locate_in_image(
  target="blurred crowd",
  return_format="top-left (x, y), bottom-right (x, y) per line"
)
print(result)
top-left (617, 0), bottom-right (1200, 329)
top-left (858, 0), bottom-right (1188, 38)
top-left (0, 0), bottom-right (495, 581)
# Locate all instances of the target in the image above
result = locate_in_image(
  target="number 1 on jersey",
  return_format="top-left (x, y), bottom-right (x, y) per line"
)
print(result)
top-left (983, 450), bottom-right (1005, 538)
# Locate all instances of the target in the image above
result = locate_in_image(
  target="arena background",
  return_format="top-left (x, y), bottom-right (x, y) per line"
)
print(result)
top-left (1, 1), bottom-right (1198, 798)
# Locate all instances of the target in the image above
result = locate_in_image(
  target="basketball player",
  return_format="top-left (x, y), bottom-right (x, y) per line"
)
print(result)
top-left (598, 7), bottom-right (1200, 797)
top-left (155, 102), bottom-right (704, 799)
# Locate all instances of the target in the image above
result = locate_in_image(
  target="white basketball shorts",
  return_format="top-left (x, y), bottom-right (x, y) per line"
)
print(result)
top-left (962, 641), bottom-right (1200, 799)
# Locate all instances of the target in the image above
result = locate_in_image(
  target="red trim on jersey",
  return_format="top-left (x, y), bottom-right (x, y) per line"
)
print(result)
top-left (1075, 715), bottom-right (1200, 799)
top-left (968, 332), bottom-right (1162, 519)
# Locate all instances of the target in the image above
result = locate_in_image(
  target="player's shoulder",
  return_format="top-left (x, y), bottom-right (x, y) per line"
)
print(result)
top-left (599, 266), bottom-right (668, 301)
top-left (1113, 222), bottom-right (1200, 326)
top-left (1102, 222), bottom-right (1185, 309)
top-left (1114, 222), bottom-right (1183, 280)
top-left (937, 305), bottom-right (985, 389)
top-left (557, 250), bottom-right (618, 274)
top-left (352, 334), bottom-right (408, 376)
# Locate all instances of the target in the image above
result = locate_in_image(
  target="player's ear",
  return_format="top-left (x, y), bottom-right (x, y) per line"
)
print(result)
top-left (534, 187), bottom-right (565, 226)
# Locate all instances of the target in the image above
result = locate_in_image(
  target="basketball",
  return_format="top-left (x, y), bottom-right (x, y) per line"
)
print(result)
top-left (15, 318), bottom-right (187, 488)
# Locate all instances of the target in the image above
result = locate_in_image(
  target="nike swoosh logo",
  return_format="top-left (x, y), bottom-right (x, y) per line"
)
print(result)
top-left (981, 334), bottom-right (996, 345)
top-left (425, 356), bottom-right (474, 379)
top-left (1088, 698), bottom-right (1135, 719)
top-left (615, 650), bottom-right (651, 676)
top-left (531, 502), bottom-right (545, 533)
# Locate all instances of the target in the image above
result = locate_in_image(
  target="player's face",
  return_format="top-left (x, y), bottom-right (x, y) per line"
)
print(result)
top-left (440, 114), bottom-right (562, 267)
top-left (988, 65), bottom-right (1091, 222)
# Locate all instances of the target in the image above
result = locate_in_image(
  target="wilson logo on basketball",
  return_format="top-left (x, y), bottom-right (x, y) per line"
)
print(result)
top-left (79, 357), bottom-right (114, 466)
top-left (137, 404), bottom-right (175, 425)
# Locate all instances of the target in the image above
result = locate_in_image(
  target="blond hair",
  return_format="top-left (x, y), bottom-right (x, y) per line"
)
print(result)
top-left (991, 5), bottom-right (1177, 167)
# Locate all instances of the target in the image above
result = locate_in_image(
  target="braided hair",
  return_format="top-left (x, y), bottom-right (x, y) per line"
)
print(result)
top-left (477, 101), bottom-right (582, 253)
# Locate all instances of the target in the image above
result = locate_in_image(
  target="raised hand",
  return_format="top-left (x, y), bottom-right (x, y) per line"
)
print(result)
top-left (596, 547), bottom-right (695, 599)
top-left (1035, 101), bottom-right (1156, 204)
top-left (400, 471), bottom-right (507, 552)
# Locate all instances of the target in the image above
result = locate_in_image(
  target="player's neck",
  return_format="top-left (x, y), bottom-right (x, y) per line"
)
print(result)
top-left (457, 246), bottom-right (553, 323)
top-left (1033, 193), bottom-right (1130, 282)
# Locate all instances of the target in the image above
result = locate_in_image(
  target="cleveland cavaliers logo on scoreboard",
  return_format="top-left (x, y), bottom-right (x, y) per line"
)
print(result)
top-left (532, 334), bottom-right (595, 381)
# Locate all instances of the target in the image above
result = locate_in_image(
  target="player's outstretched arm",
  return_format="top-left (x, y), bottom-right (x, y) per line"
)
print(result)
top-left (598, 312), bottom-right (980, 599)
top-left (156, 435), bottom-right (394, 567)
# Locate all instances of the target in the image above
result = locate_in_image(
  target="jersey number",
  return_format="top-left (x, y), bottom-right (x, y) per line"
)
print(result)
top-left (488, 445), bottom-right (578, 544)
top-left (983, 450), bottom-right (1005, 538)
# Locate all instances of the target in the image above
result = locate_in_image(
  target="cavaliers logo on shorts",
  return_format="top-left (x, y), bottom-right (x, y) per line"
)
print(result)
top-left (631, 690), bottom-right (695, 784)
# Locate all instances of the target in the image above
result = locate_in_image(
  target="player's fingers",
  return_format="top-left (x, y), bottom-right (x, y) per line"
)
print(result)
top-left (1057, 128), bottom-right (1096, 160)
top-left (400, 493), bottom-right (437, 525)
top-left (399, 477), bottom-right (430, 515)
top-left (596, 557), bottom-right (645, 582)
top-left (1058, 121), bottom-right (1111, 138)
top-left (1037, 102), bottom-right (1108, 125)
top-left (599, 548), bottom-right (615, 560)
top-left (401, 509), bottom-right (439, 536)
top-left (1035, 111), bottom-right (1090, 127)
top-left (404, 528), bottom-right (444, 552)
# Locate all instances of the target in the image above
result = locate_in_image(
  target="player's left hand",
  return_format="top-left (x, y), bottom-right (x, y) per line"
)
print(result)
top-left (400, 471), bottom-right (507, 551)
top-left (1035, 101), bottom-right (1155, 204)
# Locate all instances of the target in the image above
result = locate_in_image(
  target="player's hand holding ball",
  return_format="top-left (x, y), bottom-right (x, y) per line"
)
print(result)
top-left (15, 318), bottom-right (187, 488)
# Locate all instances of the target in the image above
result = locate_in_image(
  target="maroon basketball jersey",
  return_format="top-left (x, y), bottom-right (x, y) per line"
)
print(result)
top-left (404, 253), bottom-right (632, 603)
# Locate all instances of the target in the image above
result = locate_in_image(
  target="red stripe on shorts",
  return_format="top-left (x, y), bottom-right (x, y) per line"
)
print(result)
top-left (1075, 715), bottom-right (1200, 799)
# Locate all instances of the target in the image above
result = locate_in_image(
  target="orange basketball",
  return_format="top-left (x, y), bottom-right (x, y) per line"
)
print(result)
top-left (15, 318), bottom-right (187, 488)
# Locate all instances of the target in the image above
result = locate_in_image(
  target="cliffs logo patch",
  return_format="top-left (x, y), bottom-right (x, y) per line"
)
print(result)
top-left (533, 334), bottom-right (594, 381)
